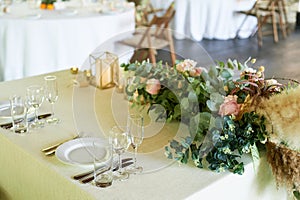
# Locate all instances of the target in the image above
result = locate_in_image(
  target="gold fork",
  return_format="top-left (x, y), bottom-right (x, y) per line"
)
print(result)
top-left (42, 135), bottom-right (79, 156)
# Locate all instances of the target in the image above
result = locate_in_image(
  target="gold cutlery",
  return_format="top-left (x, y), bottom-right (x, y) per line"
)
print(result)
top-left (42, 135), bottom-right (79, 156)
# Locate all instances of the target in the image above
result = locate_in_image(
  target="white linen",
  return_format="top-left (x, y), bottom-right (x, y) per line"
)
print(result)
top-left (171, 0), bottom-right (257, 41)
top-left (0, 3), bottom-right (135, 81)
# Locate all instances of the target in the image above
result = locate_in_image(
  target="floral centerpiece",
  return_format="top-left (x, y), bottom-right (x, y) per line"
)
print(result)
top-left (121, 58), bottom-right (298, 179)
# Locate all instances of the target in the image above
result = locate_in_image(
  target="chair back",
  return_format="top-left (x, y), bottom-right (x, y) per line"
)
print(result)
top-left (147, 8), bottom-right (175, 38)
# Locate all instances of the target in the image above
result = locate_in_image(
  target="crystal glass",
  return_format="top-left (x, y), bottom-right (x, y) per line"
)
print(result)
top-left (26, 85), bottom-right (44, 129)
top-left (127, 114), bottom-right (144, 173)
top-left (10, 95), bottom-right (29, 134)
top-left (109, 126), bottom-right (130, 180)
top-left (44, 75), bottom-right (60, 124)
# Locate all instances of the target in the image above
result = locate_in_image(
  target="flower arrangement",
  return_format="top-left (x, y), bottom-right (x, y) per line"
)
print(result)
top-left (121, 58), bottom-right (298, 176)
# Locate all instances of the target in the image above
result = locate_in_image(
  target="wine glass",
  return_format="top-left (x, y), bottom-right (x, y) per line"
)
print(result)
top-left (127, 114), bottom-right (144, 173)
top-left (26, 85), bottom-right (45, 128)
top-left (109, 126), bottom-right (130, 180)
top-left (44, 75), bottom-right (60, 124)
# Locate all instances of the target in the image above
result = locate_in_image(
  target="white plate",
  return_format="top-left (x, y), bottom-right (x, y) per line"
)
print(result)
top-left (0, 100), bottom-right (12, 118)
top-left (55, 137), bottom-right (110, 166)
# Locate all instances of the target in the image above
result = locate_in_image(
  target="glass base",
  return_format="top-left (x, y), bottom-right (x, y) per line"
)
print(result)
top-left (113, 171), bottom-right (129, 181)
top-left (46, 117), bottom-right (60, 124)
top-left (126, 165), bottom-right (143, 174)
top-left (93, 174), bottom-right (113, 188)
top-left (30, 120), bottom-right (45, 129)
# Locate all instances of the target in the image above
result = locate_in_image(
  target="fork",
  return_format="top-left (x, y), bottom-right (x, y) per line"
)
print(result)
top-left (42, 135), bottom-right (79, 156)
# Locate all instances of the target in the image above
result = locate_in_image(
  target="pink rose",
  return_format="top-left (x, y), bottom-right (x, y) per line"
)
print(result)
top-left (189, 67), bottom-right (202, 77)
top-left (146, 78), bottom-right (161, 95)
top-left (218, 95), bottom-right (241, 117)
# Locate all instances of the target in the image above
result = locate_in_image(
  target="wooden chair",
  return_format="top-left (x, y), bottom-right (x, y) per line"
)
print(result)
top-left (120, 2), bottom-right (176, 65)
top-left (236, 0), bottom-right (289, 47)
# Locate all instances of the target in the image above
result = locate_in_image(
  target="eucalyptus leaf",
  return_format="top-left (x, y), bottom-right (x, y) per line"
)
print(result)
top-left (188, 91), bottom-right (198, 103)
top-left (181, 98), bottom-right (189, 110)
top-left (207, 100), bottom-right (217, 112)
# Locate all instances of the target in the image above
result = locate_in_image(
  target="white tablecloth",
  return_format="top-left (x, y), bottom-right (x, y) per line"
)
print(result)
top-left (0, 3), bottom-right (135, 81)
top-left (172, 0), bottom-right (257, 41)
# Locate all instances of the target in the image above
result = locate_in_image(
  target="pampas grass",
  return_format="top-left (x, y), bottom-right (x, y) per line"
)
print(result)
top-left (256, 86), bottom-right (300, 194)
top-left (257, 87), bottom-right (300, 150)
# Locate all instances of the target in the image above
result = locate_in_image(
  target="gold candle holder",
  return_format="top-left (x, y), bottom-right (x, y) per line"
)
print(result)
top-left (89, 52), bottom-right (119, 89)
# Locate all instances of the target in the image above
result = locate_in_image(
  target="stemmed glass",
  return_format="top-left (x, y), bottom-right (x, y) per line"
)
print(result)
top-left (109, 126), bottom-right (130, 180)
top-left (127, 114), bottom-right (144, 173)
top-left (26, 85), bottom-right (45, 128)
top-left (44, 75), bottom-right (60, 124)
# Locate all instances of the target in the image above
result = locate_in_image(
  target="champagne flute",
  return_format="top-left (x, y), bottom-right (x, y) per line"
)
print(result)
top-left (26, 85), bottom-right (44, 129)
top-left (109, 126), bottom-right (130, 180)
top-left (44, 75), bottom-right (60, 124)
top-left (127, 114), bottom-right (144, 174)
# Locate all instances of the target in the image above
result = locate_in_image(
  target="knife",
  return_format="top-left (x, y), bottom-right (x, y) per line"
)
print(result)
top-left (0, 113), bottom-right (52, 129)
top-left (72, 158), bottom-right (133, 180)
top-left (80, 161), bottom-right (134, 184)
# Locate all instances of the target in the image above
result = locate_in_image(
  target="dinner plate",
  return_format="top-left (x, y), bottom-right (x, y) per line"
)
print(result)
top-left (0, 100), bottom-right (12, 118)
top-left (55, 137), bottom-right (110, 166)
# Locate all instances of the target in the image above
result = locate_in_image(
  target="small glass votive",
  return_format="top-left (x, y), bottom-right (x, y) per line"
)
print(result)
top-left (10, 96), bottom-right (29, 134)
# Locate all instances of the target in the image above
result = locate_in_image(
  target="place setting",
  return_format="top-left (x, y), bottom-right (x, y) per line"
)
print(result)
top-left (0, 75), bottom-right (60, 134)
top-left (40, 113), bottom-right (145, 188)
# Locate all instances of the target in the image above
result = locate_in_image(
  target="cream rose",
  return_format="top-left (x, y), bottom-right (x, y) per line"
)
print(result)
top-left (218, 95), bottom-right (241, 117)
top-left (189, 67), bottom-right (202, 77)
top-left (146, 78), bottom-right (161, 95)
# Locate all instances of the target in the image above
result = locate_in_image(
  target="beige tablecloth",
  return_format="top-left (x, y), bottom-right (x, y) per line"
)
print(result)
top-left (0, 70), bottom-right (287, 200)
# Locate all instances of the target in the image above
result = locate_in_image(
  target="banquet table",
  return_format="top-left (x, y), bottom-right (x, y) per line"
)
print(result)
top-left (0, 2), bottom-right (135, 82)
top-left (172, 0), bottom-right (257, 41)
top-left (0, 70), bottom-right (289, 200)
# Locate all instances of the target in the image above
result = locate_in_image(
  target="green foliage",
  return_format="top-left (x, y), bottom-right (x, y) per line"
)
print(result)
top-left (121, 59), bottom-right (295, 175)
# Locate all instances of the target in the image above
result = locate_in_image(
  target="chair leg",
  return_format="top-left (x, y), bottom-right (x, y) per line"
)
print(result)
top-left (235, 15), bottom-right (249, 39)
top-left (278, 0), bottom-right (289, 37)
top-left (148, 48), bottom-right (156, 64)
top-left (166, 29), bottom-right (176, 65)
top-left (271, 10), bottom-right (279, 43)
top-left (257, 16), bottom-right (263, 47)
